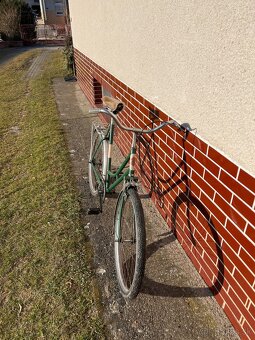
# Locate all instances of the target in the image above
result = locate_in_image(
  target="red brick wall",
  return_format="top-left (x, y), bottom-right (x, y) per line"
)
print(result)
top-left (74, 48), bottom-right (255, 339)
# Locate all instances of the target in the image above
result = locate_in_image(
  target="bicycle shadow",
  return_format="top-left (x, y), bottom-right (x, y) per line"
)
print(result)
top-left (141, 232), bottom-right (212, 297)
top-left (137, 122), bottom-right (225, 298)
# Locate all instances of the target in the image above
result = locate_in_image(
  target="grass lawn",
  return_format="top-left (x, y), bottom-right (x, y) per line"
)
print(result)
top-left (0, 50), bottom-right (105, 339)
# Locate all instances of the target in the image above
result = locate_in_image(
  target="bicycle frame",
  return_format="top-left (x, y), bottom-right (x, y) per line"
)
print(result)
top-left (92, 117), bottom-right (137, 194)
top-left (90, 105), bottom-right (182, 197)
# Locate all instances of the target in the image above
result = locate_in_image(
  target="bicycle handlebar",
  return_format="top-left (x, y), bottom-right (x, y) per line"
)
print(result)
top-left (89, 108), bottom-right (182, 134)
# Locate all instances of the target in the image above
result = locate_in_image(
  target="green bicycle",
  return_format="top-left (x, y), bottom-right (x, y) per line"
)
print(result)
top-left (88, 96), bottom-right (181, 299)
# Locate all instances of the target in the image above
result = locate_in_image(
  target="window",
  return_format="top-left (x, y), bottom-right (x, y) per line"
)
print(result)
top-left (55, 1), bottom-right (64, 16)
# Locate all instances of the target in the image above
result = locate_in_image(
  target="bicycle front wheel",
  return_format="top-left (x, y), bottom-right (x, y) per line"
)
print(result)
top-left (88, 124), bottom-right (108, 196)
top-left (114, 187), bottom-right (146, 299)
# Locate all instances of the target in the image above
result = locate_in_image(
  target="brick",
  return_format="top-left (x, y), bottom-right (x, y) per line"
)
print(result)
top-left (195, 149), bottom-right (220, 177)
top-left (189, 179), bottom-right (202, 198)
top-left (222, 251), bottom-right (236, 276)
top-left (249, 303), bottom-right (255, 320)
top-left (227, 273), bottom-right (249, 305)
top-left (196, 229), bottom-right (219, 264)
top-left (160, 139), bottom-right (173, 159)
top-left (159, 110), bottom-right (169, 122)
top-left (225, 292), bottom-right (242, 321)
top-left (223, 241), bottom-right (254, 285)
top-left (223, 305), bottom-right (243, 338)
top-left (240, 311), bottom-right (255, 338)
top-left (212, 218), bottom-right (240, 253)
top-left (200, 264), bottom-right (215, 286)
top-left (143, 99), bottom-right (151, 110)
top-left (205, 170), bottom-right (232, 202)
top-left (155, 128), bottom-right (167, 144)
top-left (239, 248), bottom-right (255, 275)
top-left (208, 147), bottom-right (238, 177)
top-left (165, 125), bottom-right (177, 141)
top-left (238, 169), bottom-right (255, 194)
top-left (129, 96), bottom-right (139, 109)
top-left (175, 131), bottom-right (185, 147)
top-left (181, 236), bottom-right (194, 257)
top-left (243, 320), bottom-right (255, 340)
top-left (134, 92), bottom-right (144, 105)
top-left (226, 220), bottom-right (254, 258)
top-left (127, 87), bottom-right (134, 97)
top-left (170, 140), bottom-right (184, 158)
top-left (232, 195), bottom-right (255, 226)
top-left (214, 194), bottom-right (246, 230)
top-left (214, 291), bottom-right (225, 307)
top-left (246, 224), bottom-right (255, 243)
top-left (191, 172), bottom-right (215, 199)
top-left (233, 260), bottom-right (255, 290)
top-left (153, 144), bottom-right (165, 162)
top-left (196, 212), bottom-right (211, 238)
top-left (186, 247), bottom-right (202, 272)
top-left (203, 251), bottom-right (219, 273)
top-left (185, 153), bottom-right (204, 177)
top-left (220, 170), bottom-right (254, 207)
top-left (165, 153), bottom-right (180, 175)
top-left (183, 139), bottom-right (195, 157)
top-left (186, 134), bottom-right (208, 154)
top-left (124, 91), bottom-right (131, 102)
top-left (173, 152), bottom-right (183, 166)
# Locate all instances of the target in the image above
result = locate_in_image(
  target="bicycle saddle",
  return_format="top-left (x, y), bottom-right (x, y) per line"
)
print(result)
top-left (102, 96), bottom-right (124, 114)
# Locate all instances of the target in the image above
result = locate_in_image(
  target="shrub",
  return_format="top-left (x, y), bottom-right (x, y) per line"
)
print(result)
top-left (63, 35), bottom-right (74, 73)
top-left (0, 0), bottom-right (36, 41)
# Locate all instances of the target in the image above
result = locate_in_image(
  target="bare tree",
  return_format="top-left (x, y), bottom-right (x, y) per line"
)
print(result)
top-left (0, 1), bottom-right (20, 40)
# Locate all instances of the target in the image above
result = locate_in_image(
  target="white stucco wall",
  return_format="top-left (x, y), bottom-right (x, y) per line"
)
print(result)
top-left (69, 0), bottom-right (255, 175)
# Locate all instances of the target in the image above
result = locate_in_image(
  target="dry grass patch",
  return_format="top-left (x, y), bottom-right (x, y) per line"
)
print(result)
top-left (0, 49), bottom-right (105, 339)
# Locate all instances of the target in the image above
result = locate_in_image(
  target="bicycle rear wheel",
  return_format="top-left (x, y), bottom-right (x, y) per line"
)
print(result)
top-left (114, 187), bottom-right (146, 299)
top-left (88, 124), bottom-right (108, 196)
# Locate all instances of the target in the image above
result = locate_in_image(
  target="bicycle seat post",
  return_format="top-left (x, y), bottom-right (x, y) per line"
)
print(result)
top-left (129, 132), bottom-right (137, 179)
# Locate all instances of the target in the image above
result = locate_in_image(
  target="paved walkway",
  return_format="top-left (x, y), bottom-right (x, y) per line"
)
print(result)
top-left (26, 49), bottom-right (54, 79)
top-left (53, 77), bottom-right (239, 340)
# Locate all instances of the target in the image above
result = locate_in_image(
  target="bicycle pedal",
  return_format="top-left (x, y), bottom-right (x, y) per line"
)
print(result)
top-left (87, 208), bottom-right (102, 215)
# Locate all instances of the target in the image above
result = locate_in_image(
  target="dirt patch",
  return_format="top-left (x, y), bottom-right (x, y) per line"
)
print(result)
top-left (54, 78), bottom-right (239, 340)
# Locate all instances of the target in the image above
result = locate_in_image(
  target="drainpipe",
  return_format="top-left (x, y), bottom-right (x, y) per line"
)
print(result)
top-left (39, 0), bottom-right (47, 24)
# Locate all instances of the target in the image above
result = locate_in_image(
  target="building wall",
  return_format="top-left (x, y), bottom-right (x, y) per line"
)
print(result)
top-left (69, 1), bottom-right (255, 339)
top-left (69, 0), bottom-right (255, 176)
top-left (45, 11), bottom-right (65, 25)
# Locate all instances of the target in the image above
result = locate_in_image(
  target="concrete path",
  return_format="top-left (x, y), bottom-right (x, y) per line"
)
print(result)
top-left (53, 77), bottom-right (239, 340)
top-left (26, 49), bottom-right (53, 79)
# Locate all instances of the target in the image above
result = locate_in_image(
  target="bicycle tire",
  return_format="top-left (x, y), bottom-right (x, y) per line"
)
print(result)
top-left (114, 187), bottom-right (146, 299)
top-left (88, 124), bottom-right (108, 196)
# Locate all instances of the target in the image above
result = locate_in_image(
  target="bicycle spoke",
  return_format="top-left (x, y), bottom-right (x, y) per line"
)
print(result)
top-left (114, 188), bottom-right (146, 299)
top-left (88, 125), bottom-right (108, 198)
